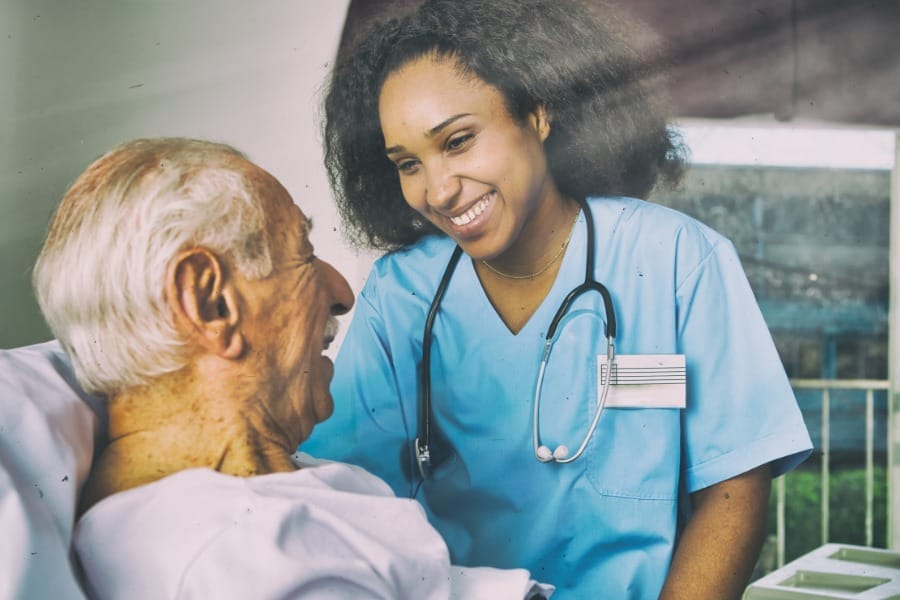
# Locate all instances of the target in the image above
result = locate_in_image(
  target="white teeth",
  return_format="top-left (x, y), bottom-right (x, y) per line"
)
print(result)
top-left (450, 194), bottom-right (491, 226)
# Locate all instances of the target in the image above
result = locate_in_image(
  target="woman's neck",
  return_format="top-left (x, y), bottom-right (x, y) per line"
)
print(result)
top-left (482, 194), bottom-right (580, 278)
top-left (474, 194), bottom-right (581, 334)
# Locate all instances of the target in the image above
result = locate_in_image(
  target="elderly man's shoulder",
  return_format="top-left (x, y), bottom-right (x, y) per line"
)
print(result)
top-left (75, 464), bottom-right (446, 599)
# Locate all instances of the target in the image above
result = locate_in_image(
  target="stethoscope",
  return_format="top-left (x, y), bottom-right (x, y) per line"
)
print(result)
top-left (414, 199), bottom-right (617, 480)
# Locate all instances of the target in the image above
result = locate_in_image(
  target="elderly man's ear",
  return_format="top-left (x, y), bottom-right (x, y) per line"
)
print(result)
top-left (166, 248), bottom-right (244, 359)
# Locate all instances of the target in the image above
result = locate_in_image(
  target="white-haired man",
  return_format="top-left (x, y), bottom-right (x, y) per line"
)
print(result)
top-left (33, 138), bottom-right (551, 599)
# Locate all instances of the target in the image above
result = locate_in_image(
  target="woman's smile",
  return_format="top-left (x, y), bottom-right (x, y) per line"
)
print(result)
top-left (446, 191), bottom-right (496, 238)
top-left (449, 192), bottom-right (492, 227)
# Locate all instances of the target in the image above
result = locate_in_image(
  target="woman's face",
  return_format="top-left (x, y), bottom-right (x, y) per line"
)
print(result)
top-left (378, 56), bottom-right (561, 261)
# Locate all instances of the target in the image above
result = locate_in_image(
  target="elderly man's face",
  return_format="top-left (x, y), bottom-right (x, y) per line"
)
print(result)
top-left (238, 166), bottom-right (354, 444)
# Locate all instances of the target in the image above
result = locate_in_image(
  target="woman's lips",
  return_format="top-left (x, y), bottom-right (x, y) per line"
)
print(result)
top-left (450, 193), bottom-right (491, 226)
top-left (446, 191), bottom-right (495, 238)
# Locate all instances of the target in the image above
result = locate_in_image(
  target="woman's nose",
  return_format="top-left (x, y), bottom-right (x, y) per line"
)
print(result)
top-left (316, 258), bottom-right (355, 315)
top-left (424, 160), bottom-right (461, 209)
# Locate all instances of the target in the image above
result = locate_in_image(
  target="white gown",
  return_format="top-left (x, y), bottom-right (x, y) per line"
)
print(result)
top-left (74, 453), bottom-right (552, 600)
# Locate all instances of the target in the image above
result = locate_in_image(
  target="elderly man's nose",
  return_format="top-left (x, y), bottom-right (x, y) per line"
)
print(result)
top-left (318, 258), bottom-right (354, 315)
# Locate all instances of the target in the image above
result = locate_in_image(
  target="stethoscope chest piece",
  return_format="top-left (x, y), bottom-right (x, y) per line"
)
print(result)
top-left (414, 436), bottom-right (431, 479)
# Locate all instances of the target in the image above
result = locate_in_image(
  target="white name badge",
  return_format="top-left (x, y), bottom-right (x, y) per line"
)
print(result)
top-left (598, 354), bottom-right (686, 409)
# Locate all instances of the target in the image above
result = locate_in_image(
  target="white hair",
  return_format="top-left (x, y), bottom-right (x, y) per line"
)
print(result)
top-left (33, 138), bottom-right (274, 395)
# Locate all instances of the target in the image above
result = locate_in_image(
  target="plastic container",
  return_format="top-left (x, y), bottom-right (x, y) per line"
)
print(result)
top-left (744, 544), bottom-right (900, 599)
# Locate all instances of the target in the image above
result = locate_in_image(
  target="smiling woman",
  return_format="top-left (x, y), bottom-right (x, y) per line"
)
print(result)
top-left (323, 0), bottom-right (683, 254)
top-left (378, 55), bottom-right (579, 334)
top-left (302, 0), bottom-right (813, 598)
top-left (378, 56), bottom-right (569, 292)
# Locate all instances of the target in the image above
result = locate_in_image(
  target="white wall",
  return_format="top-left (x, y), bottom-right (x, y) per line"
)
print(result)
top-left (0, 0), bottom-right (375, 350)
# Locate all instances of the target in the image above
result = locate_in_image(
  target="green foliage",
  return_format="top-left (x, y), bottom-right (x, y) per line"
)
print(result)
top-left (769, 465), bottom-right (888, 562)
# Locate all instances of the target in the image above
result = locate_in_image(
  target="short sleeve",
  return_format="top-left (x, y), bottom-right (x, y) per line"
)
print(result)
top-left (677, 239), bottom-right (812, 493)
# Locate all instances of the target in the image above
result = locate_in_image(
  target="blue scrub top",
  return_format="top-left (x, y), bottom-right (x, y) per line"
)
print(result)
top-left (304, 197), bottom-right (812, 598)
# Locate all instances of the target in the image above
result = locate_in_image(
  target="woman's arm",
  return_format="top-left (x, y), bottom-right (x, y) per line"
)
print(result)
top-left (659, 463), bottom-right (771, 600)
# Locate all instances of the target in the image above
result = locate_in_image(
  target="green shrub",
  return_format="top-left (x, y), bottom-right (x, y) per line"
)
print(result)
top-left (769, 465), bottom-right (887, 562)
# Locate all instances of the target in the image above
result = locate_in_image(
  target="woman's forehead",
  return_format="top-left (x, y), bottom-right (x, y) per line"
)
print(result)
top-left (382, 55), bottom-right (490, 99)
top-left (379, 57), bottom-right (504, 137)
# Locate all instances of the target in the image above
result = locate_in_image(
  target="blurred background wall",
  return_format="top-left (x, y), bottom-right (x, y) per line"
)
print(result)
top-left (0, 1), bottom-right (357, 349)
top-left (2, 0), bottom-right (898, 358)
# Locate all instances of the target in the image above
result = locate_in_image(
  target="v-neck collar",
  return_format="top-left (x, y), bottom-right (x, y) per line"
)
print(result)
top-left (454, 209), bottom-right (588, 339)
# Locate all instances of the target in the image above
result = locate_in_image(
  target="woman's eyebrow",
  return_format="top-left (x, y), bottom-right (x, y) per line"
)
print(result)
top-left (425, 113), bottom-right (471, 138)
top-left (384, 113), bottom-right (472, 154)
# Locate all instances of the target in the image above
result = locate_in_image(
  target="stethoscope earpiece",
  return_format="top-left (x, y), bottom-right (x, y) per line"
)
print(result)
top-left (553, 445), bottom-right (569, 460)
top-left (536, 445), bottom-right (553, 462)
top-left (537, 445), bottom-right (571, 463)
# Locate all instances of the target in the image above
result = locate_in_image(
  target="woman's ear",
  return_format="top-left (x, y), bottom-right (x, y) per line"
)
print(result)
top-left (165, 248), bottom-right (244, 359)
top-left (529, 104), bottom-right (551, 143)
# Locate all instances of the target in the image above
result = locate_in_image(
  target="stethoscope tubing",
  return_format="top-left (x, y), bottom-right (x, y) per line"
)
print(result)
top-left (532, 336), bottom-right (615, 463)
top-left (417, 244), bottom-right (463, 480)
top-left (416, 198), bottom-right (617, 477)
top-left (532, 199), bottom-right (616, 463)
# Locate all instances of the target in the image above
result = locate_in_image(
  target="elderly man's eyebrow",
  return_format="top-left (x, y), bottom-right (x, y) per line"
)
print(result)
top-left (297, 218), bottom-right (316, 263)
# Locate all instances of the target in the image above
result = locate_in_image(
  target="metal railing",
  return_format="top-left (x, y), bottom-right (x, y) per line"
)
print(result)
top-left (774, 379), bottom-right (891, 568)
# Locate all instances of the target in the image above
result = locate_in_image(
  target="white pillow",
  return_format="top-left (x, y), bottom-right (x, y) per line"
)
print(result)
top-left (0, 340), bottom-right (104, 599)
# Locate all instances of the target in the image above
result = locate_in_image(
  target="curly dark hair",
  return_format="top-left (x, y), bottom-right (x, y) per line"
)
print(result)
top-left (324, 0), bottom-right (686, 250)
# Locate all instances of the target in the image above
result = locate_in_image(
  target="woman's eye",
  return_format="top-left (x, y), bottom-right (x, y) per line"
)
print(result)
top-left (446, 133), bottom-right (474, 151)
top-left (396, 159), bottom-right (419, 174)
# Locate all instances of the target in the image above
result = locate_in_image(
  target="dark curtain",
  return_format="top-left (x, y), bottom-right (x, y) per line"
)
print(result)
top-left (339, 0), bottom-right (900, 127)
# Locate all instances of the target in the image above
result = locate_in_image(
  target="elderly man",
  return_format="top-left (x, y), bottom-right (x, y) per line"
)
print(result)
top-left (32, 138), bottom-right (550, 599)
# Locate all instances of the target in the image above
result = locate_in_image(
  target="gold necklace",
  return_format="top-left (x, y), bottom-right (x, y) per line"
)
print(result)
top-left (481, 209), bottom-right (580, 280)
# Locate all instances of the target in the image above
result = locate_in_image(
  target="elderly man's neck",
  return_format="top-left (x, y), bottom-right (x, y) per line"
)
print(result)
top-left (79, 366), bottom-right (298, 516)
